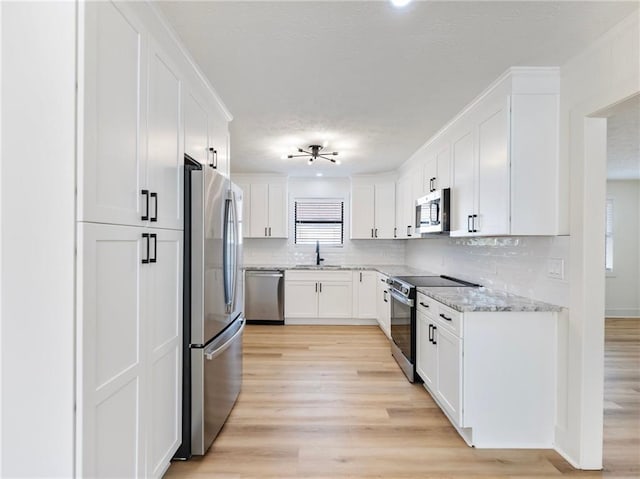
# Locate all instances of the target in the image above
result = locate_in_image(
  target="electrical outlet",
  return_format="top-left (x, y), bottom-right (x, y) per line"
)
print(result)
top-left (547, 258), bottom-right (565, 280)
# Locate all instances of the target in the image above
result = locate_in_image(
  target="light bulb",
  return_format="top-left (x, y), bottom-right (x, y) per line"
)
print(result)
top-left (390, 0), bottom-right (412, 7)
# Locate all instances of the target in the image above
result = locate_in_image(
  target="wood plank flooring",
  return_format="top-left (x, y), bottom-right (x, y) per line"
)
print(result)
top-left (165, 320), bottom-right (640, 479)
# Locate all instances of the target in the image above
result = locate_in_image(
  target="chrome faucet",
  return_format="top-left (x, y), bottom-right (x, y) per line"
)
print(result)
top-left (315, 241), bottom-right (325, 266)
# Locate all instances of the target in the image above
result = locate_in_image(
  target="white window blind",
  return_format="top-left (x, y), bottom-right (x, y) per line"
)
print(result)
top-left (605, 199), bottom-right (614, 271)
top-left (295, 200), bottom-right (344, 245)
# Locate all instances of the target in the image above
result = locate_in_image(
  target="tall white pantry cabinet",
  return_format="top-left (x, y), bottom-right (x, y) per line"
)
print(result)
top-left (76, 2), bottom-right (231, 478)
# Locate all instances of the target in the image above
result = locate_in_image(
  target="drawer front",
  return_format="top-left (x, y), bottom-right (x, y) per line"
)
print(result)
top-left (285, 270), bottom-right (353, 282)
top-left (434, 302), bottom-right (462, 337)
top-left (416, 293), bottom-right (436, 318)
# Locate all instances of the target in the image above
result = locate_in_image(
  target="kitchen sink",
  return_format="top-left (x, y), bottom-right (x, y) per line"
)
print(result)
top-left (293, 264), bottom-right (344, 270)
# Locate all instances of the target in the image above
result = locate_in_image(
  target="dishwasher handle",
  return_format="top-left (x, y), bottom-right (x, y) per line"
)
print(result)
top-left (246, 271), bottom-right (284, 278)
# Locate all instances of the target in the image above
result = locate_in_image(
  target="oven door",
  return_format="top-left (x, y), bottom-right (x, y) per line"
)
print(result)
top-left (390, 289), bottom-right (414, 361)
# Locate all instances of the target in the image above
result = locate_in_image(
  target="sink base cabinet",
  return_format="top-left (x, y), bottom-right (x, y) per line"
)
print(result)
top-left (416, 294), bottom-right (557, 448)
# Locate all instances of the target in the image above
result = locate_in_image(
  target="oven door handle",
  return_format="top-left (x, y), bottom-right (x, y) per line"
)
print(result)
top-left (389, 289), bottom-right (414, 308)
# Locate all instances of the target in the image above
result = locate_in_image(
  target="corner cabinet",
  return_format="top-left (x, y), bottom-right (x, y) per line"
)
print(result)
top-left (350, 179), bottom-right (396, 239)
top-left (76, 1), bottom-right (231, 477)
top-left (448, 68), bottom-right (560, 236)
top-left (415, 293), bottom-right (557, 448)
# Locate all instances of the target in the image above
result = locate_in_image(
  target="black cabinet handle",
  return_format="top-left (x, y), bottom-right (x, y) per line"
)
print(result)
top-left (268, 227), bottom-right (272, 236)
top-left (432, 325), bottom-right (437, 345)
top-left (150, 192), bottom-right (158, 222)
top-left (150, 234), bottom-right (157, 263)
top-left (264, 227), bottom-right (268, 237)
top-left (472, 214), bottom-right (478, 233)
top-left (371, 228), bottom-right (374, 238)
top-left (319, 282), bottom-right (322, 293)
top-left (393, 227), bottom-right (397, 238)
top-left (141, 233), bottom-right (150, 264)
top-left (428, 323), bottom-right (433, 343)
top-left (141, 190), bottom-right (149, 221)
top-left (375, 228), bottom-right (378, 238)
top-left (315, 282), bottom-right (318, 293)
top-left (360, 272), bottom-right (363, 282)
top-left (407, 226), bottom-right (412, 237)
top-left (439, 313), bottom-right (452, 321)
top-left (419, 302), bottom-right (429, 308)
top-left (467, 215), bottom-right (472, 233)
top-left (209, 147), bottom-right (217, 169)
top-left (383, 290), bottom-right (388, 303)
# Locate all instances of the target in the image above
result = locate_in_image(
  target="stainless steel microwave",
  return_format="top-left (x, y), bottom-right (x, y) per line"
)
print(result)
top-left (415, 188), bottom-right (450, 234)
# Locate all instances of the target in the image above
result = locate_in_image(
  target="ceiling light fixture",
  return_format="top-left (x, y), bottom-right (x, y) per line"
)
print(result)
top-left (390, 0), bottom-right (412, 7)
top-left (287, 144), bottom-right (339, 164)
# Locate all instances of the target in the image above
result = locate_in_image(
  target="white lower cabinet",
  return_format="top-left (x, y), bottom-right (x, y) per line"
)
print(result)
top-left (78, 223), bottom-right (182, 478)
top-left (376, 273), bottom-right (391, 338)
top-left (284, 270), bottom-right (354, 323)
top-left (415, 292), bottom-right (557, 448)
top-left (353, 271), bottom-right (378, 319)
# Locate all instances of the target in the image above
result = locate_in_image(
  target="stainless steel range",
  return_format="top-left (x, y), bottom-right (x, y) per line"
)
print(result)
top-left (388, 275), bottom-right (480, 382)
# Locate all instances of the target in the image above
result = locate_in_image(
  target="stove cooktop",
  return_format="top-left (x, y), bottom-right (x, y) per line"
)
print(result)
top-left (393, 275), bottom-right (480, 288)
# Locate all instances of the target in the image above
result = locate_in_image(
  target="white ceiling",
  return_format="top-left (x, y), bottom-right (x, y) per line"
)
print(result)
top-left (606, 95), bottom-right (640, 180)
top-left (158, 1), bottom-right (638, 177)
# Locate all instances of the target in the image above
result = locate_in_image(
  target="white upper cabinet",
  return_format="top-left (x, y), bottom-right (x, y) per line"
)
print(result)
top-left (147, 40), bottom-right (183, 230)
top-left (80, 1), bottom-right (147, 227)
top-left (350, 179), bottom-right (396, 239)
top-left (184, 91), bottom-right (209, 166)
top-left (242, 181), bottom-right (288, 238)
top-left (424, 145), bottom-right (451, 193)
top-left (395, 175), bottom-right (410, 239)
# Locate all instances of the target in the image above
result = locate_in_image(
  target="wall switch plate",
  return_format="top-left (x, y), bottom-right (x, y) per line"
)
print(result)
top-left (547, 258), bottom-right (565, 280)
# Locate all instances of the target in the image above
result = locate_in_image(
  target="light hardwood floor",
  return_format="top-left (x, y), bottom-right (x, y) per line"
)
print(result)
top-left (166, 320), bottom-right (640, 479)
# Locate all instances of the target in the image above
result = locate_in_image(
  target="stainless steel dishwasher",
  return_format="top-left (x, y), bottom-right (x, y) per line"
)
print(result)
top-left (245, 269), bottom-right (285, 324)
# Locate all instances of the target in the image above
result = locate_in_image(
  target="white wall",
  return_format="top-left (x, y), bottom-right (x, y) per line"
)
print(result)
top-left (406, 236), bottom-right (570, 307)
top-left (558, 10), bottom-right (639, 469)
top-left (0, 2), bottom-right (77, 477)
top-left (238, 176), bottom-right (406, 266)
top-left (605, 180), bottom-right (640, 317)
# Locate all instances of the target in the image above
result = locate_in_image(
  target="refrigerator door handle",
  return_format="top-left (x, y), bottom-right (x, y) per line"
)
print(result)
top-left (223, 197), bottom-right (232, 312)
top-left (229, 193), bottom-right (239, 313)
top-left (204, 318), bottom-right (245, 360)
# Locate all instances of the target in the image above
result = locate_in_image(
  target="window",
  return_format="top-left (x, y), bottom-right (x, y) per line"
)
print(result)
top-left (605, 198), bottom-right (614, 271)
top-left (294, 199), bottom-right (344, 245)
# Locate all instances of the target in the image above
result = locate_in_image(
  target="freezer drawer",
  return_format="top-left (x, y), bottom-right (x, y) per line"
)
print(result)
top-left (245, 270), bottom-right (284, 324)
top-left (190, 317), bottom-right (244, 455)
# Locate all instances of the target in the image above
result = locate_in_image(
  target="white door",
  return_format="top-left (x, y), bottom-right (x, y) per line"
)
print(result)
top-left (417, 313), bottom-right (437, 391)
top-left (450, 129), bottom-right (475, 236)
top-left (267, 183), bottom-right (288, 238)
top-left (147, 41), bottom-right (183, 231)
top-left (355, 271), bottom-right (378, 319)
top-left (77, 223), bottom-right (146, 478)
top-left (80, 1), bottom-right (147, 227)
top-left (435, 325), bottom-right (463, 426)
top-left (395, 176), bottom-right (410, 239)
top-left (284, 281), bottom-right (318, 318)
top-left (318, 282), bottom-right (353, 318)
top-left (184, 90), bottom-right (209, 165)
top-left (477, 101), bottom-right (510, 236)
top-left (146, 230), bottom-right (182, 477)
top-left (208, 106), bottom-right (229, 177)
top-left (351, 184), bottom-right (375, 239)
top-left (249, 183), bottom-right (269, 238)
top-left (374, 182), bottom-right (396, 239)
top-left (436, 145), bottom-right (451, 190)
top-left (236, 182), bottom-right (251, 238)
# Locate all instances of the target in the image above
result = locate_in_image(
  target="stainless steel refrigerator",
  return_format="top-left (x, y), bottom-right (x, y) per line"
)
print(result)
top-left (175, 156), bottom-right (244, 459)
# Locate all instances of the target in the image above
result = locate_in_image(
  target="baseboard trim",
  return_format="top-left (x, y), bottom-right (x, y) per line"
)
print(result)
top-left (285, 318), bottom-right (378, 326)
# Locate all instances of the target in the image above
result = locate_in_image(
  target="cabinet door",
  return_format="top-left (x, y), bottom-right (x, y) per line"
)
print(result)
top-left (435, 325), bottom-right (463, 426)
top-left (374, 182), bottom-right (396, 239)
top-left (354, 271), bottom-right (378, 319)
top-left (77, 223), bottom-right (146, 478)
top-left (408, 165), bottom-right (423, 238)
top-left (477, 101), bottom-right (510, 235)
top-left (424, 156), bottom-right (437, 193)
top-left (436, 145), bottom-right (451, 190)
top-left (450, 129), bottom-right (475, 237)
top-left (80, 1), bottom-right (147, 227)
top-left (184, 90), bottom-right (209, 166)
top-left (146, 230), bottom-right (182, 477)
top-left (249, 183), bottom-right (269, 238)
top-left (284, 281), bottom-right (318, 318)
top-left (318, 282), bottom-right (353, 318)
top-left (395, 176), bottom-right (409, 239)
top-left (209, 107), bottom-right (229, 177)
top-left (416, 313), bottom-right (437, 391)
top-left (147, 41), bottom-right (183, 231)
top-left (351, 184), bottom-right (375, 239)
top-left (267, 183), bottom-right (288, 238)
top-left (236, 182), bottom-right (251, 238)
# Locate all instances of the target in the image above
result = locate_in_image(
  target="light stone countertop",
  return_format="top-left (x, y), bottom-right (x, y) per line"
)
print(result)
top-left (243, 264), bottom-right (436, 277)
top-left (417, 286), bottom-right (563, 313)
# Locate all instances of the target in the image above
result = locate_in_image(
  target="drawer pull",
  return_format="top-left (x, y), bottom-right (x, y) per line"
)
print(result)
top-left (419, 302), bottom-right (429, 308)
top-left (439, 313), bottom-right (452, 321)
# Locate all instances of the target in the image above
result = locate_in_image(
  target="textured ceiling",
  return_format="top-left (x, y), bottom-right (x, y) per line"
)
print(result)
top-left (157, 1), bottom-right (638, 177)
top-left (607, 95), bottom-right (640, 180)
